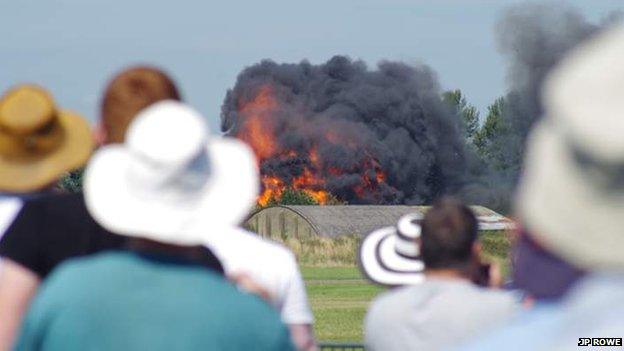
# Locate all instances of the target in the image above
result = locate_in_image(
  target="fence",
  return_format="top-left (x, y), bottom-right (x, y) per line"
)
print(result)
top-left (319, 342), bottom-right (365, 350)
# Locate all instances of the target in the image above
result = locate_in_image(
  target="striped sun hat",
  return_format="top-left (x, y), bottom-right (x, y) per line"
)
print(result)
top-left (358, 213), bottom-right (425, 286)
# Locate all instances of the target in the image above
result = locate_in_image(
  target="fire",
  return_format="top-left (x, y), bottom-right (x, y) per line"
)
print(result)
top-left (236, 85), bottom-right (278, 160)
top-left (235, 84), bottom-right (389, 206)
top-left (291, 168), bottom-right (330, 204)
top-left (354, 158), bottom-right (387, 198)
top-left (257, 176), bottom-right (282, 206)
top-left (256, 174), bottom-right (330, 207)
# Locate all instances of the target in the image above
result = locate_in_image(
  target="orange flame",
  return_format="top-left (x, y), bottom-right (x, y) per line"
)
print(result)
top-left (237, 84), bottom-right (388, 206)
top-left (258, 176), bottom-right (284, 207)
top-left (237, 85), bottom-right (278, 160)
top-left (257, 173), bottom-right (330, 206)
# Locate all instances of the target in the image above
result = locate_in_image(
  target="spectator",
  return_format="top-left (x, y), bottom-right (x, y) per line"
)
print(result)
top-left (14, 101), bottom-right (294, 351)
top-left (0, 67), bottom-right (224, 351)
top-left (195, 167), bottom-right (316, 348)
top-left (204, 226), bottom-right (316, 350)
top-left (458, 24), bottom-right (624, 351)
top-left (0, 66), bottom-right (314, 351)
top-left (0, 85), bottom-right (93, 350)
top-left (361, 198), bottom-right (518, 351)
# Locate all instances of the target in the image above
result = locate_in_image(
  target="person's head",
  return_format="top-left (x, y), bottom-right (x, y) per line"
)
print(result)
top-left (421, 197), bottom-right (479, 273)
top-left (0, 85), bottom-right (93, 193)
top-left (84, 101), bottom-right (259, 251)
top-left (515, 24), bottom-right (624, 273)
top-left (99, 66), bottom-right (181, 145)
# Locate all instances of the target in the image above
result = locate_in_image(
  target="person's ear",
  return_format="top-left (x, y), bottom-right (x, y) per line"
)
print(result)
top-left (93, 122), bottom-right (108, 146)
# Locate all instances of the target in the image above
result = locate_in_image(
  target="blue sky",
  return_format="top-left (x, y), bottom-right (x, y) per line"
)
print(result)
top-left (1, 0), bottom-right (621, 131)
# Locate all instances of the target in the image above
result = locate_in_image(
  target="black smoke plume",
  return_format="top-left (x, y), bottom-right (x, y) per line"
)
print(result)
top-left (220, 3), bottom-right (620, 209)
top-left (221, 56), bottom-right (476, 205)
top-left (488, 3), bottom-right (619, 179)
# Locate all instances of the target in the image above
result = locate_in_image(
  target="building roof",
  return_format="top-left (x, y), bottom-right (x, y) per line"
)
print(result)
top-left (247, 205), bottom-right (514, 237)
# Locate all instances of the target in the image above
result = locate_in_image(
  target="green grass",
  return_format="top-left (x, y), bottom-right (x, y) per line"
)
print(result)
top-left (303, 266), bottom-right (384, 342)
top-left (480, 230), bottom-right (512, 276)
top-left (296, 231), bottom-right (512, 342)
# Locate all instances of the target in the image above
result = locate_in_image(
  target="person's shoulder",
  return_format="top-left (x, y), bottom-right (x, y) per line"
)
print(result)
top-left (23, 192), bottom-right (80, 206)
top-left (0, 196), bottom-right (23, 211)
top-left (27, 192), bottom-right (86, 214)
top-left (438, 282), bottom-right (519, 321)
top-left (456, 305), bottom-right (563, 351)
top-left (371, 281), bottom-right (446, 306)
top-left (469, 285), bottom-right (519, 307)
top-left (46, 251), bottom-right (125, 279)
top-left (229, 228), bottom-right (293, 252)
top-left (203, 271), bottom-right (287, 327)
top-left (213, 228), bottom-right (297, 264)
top-left (374, 285), bottom-right (418, 302)
top-left (383, 284), bottom-right (423, 301)
top-left (36, 252), bottom-right (122, 299)
top-left (0, 196), bottom-right (23, 233)
top-left (16, 192), bottom-right (89, 226)
top-left (367, 285), bottom-right (416, 323)
top-left (365, 287), bottom-right (417, 345)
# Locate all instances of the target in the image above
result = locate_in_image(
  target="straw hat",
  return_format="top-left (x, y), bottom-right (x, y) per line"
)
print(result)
top-left (516, 24), bottom-right (624, 270)
top-left (358, 213), bottom-right (425, 286)
top-left (0, 85), bottom-right (93, 192)
top-left (84, 101), bottom-right (259, 246)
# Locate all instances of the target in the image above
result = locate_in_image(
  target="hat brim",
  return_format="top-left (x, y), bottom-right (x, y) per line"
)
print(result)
top-left (0, 110), bottom-right (93, 192)
top-left (84, 137), bottom-right (259, 246)
top-left (358, 226), bottom-right (424, 286)
top-left (517, 122), bottom-right (624, 269)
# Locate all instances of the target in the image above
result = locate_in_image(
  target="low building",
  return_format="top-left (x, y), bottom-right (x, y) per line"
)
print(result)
top-left (245, 205), bottom-right (513, 239)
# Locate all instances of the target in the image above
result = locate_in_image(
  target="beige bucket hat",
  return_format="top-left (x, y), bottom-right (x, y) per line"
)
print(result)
top-left (0, 85), bottom-right (93, 192)
top-left (516, 24), bottom-right (624, 270)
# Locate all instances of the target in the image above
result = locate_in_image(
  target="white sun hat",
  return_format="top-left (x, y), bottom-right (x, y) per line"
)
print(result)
top-left (358, 213), bottom-right (425, 286)
top-left (516, 24), bottom-right (624, 269)
top-left (84, 101), bottom-right (259, 246)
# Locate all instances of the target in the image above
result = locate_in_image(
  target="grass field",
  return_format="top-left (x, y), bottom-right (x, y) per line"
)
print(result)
top-left (303, 266), bottom-right (383, 342)
top-left (297, 230), bottom-right (511, 342)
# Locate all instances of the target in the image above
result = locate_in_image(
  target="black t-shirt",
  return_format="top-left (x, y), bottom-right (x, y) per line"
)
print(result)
top-left (0, 192), bottom-right (223, 278)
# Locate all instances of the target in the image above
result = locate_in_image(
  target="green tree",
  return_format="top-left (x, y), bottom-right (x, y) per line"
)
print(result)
top-left (273, 188), bottom-right (319, 206)
top-left (473, 97), bottom-right (511, 170)
top-left (57, 168), bottom-right (84, 193)
top-left (443, 89), bottom-right (480, 141)
top-left (259, 188), bottom-right (345, 209)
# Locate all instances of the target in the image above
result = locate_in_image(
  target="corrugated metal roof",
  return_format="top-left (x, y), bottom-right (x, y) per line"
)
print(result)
top-left (250, 205), bottom-right (514, 237)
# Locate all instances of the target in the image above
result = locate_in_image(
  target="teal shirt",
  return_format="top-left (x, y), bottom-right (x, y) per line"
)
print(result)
top-left (14, 251), bottom-right (295, 351)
